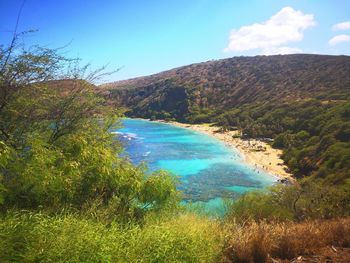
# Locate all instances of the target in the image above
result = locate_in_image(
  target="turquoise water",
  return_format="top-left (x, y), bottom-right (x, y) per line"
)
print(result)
top-left (114, 118), bottom-right (276, 213)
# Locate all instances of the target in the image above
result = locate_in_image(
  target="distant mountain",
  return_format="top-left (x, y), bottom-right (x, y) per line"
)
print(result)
top-left (101, 54), bottom-right (350, 121)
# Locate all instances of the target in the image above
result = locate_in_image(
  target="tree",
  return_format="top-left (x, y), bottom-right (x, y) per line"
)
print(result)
top-left (0, 34), bottom-right (179, 220)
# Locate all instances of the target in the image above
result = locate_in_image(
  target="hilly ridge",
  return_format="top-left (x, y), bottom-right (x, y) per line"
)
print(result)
top-left (102, 54), bottom-right (350, 121)
top-left (101, 54), bottom-right (350, 183)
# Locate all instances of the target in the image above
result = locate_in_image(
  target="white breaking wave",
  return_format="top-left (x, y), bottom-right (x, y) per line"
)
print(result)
top-left (111, 131), bottom-right (139, 139)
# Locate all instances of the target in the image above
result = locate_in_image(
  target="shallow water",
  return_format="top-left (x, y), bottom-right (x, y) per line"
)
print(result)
top-left (114, 118), bottom-right (277, 214)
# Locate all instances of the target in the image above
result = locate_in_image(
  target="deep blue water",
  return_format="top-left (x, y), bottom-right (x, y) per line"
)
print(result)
top-left (114, 118), bottom-right (277, 213)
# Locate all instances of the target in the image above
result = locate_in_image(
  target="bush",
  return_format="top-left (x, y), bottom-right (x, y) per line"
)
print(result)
top-left (225, 190), bottom-right (294, 223)
top-left (226, 181), bottom-right (350, 223)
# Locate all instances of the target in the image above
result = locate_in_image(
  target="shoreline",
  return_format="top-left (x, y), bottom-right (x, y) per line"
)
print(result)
top-left (153, 119), bottom-right (294, 182)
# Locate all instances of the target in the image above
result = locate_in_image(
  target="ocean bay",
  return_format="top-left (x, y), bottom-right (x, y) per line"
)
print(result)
top-left (115, 118), bottom-right (276, 211)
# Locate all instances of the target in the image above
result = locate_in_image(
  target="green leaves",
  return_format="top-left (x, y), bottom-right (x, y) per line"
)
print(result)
top-left (139, 171), bottom-right (180, 211)
top-left (226, 181), bottom-right (350, 223)
top-left (0, 39), bottom-right (180, 222)
top-left (0, 141), bottom-right (12, 205)
top-left (213, 100), bottom-right (350, 184)
top-left (0, 141), bottom-right (11, 169)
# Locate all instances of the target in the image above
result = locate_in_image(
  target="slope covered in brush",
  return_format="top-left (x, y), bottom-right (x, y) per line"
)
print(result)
top-left (102, 54), bottom-right (350, 120)
top-left (102, 54), bottom-right (350, 183)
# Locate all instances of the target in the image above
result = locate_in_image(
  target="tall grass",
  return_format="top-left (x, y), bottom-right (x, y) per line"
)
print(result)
top-left (0, 212), bottom-right (224, 262)
top-left (222, 218), bottom-right (350, 262)
top-left (1, 211), bottom-right (350, 262)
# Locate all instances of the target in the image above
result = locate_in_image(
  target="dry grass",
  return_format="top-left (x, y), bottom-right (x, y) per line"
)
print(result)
top-left (222, 217), bottom-right (350, 262)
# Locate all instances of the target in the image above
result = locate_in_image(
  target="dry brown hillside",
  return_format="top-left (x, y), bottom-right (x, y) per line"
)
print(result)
top-left (101, 54), bottom-right (350, 120)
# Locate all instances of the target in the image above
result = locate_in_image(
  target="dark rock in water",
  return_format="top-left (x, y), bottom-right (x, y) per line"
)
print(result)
top-left (277, 178), bottom-right (292, 185)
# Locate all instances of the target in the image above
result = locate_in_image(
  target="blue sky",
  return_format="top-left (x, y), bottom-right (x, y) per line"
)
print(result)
top-left (1, 0), bottom-right (350, 82)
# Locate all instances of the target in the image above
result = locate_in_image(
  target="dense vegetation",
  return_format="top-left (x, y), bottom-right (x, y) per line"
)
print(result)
top-left (1, 37), bottom-right (349, 262)
top-left (215, 100), bottom-right (350, 184)
top-left (0, 42), bottom-right (179, 220)
top-left (104, 54), bottom-right (350, 185)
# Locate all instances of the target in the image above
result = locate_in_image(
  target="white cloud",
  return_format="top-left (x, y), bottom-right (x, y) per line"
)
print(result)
top-left (261, 46), bottom-right (303, 55)
top-left (332, 21), bottom-right (350, 31)
top-left (328, 34), bottom-right (350, 46)
top-left (224, 6), bottom-right (315, 55)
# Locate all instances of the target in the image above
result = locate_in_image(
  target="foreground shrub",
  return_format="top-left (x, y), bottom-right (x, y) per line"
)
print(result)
top-left (226, 181), bottom-right (350, 223)
top-left (225, 190), bottom-right (294, 222)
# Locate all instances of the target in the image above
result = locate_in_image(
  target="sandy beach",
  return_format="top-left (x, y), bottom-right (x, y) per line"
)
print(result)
top-left (158, 120), bottom-right (294, 181)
